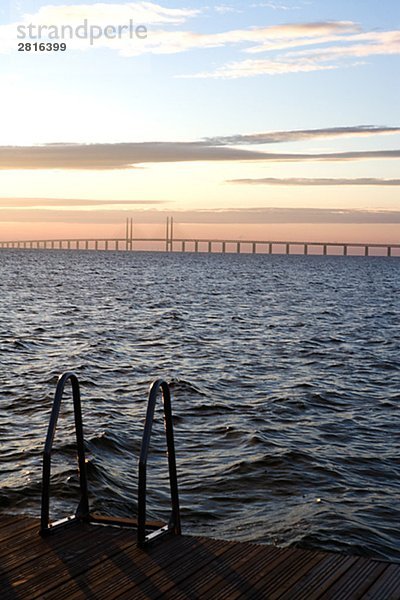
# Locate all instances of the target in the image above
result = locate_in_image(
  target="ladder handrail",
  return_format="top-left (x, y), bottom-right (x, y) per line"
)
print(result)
top-left (40, 373), bottom-right (180, 546)
top-left (41, 372), bottom-right (90, 535)
top-left (137, 379), bottom-right (181, 546)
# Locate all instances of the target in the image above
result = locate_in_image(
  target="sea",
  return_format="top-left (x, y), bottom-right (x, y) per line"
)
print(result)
top-left (0, 249), bottom-right (399, 562)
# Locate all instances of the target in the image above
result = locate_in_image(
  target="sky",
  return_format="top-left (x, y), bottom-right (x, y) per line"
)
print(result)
top-left (0, 0), bottom-right (399, 244)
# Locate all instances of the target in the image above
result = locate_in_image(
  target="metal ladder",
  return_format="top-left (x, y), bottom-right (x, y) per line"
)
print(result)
top-left (40, 372), bottom-right (181, 547)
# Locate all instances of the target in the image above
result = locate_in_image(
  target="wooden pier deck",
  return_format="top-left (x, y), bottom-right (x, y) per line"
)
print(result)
top-left (1, 515), bottom-right (399, 599)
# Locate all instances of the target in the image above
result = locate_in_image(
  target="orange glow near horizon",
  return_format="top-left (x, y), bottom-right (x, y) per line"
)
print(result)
top-left (0, 220), bottom-right (398, 246)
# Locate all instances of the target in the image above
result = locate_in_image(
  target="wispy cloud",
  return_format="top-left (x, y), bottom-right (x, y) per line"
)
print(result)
top-left (179, 207), bottom-right (400, 224)
top-left (139, 20), bottom-right (359, 58)
top-left (251, 1), bottom-right (309, 10)
top-left (12, 2), bottom-right (199, 26)
top-left (228, 177), bottom-right (400, 186)
top-left (246, 20), bottom-right (359, 48)
top-left (206, 125), bottom-right (400, 145)
top-left (1, 142), bottom-right (399, 170)
top-left (179, 26), bottom-right (400, 78)
top-left (214, 5), bottom-right (242, 15)
top-left (2, 206), bottom-right (400, 225)
top-left (0, 198), bottom-right (165, 207)
top-left (185, 57), bottom-right (339, 77)
top-left (170, 207), bottom-right (400, 224)
top-left (286, 30), bottom-right (400, 61)
top-left (0, 142), bottom-right (272, 170)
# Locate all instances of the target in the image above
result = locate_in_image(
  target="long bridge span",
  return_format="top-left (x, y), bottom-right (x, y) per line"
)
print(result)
top-left (0, 218), bottom-right (399, 257)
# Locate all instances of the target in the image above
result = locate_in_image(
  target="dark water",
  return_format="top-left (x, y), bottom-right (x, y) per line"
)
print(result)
top-left (0, 250), bottom-right (399, 562)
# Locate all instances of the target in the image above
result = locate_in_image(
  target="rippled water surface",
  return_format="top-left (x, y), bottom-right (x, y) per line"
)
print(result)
top-left (0, 250), bottom-right (399, 561)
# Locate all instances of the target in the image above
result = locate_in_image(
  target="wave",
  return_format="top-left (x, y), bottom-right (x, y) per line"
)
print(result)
top-left (1, 251), bottom-right (399, 562)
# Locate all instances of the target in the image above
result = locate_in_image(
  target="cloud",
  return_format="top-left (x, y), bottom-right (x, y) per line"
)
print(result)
top-left (0, 209), bottom-right (144, 224)
top-left (144, 20), bottom-right (359, 58)
top-left (2, 206), bottom-right (400, 225)
top-left (243, 21), bottom-right (360, 53)
top-left (184, 57), bottom-right (339, 77)
top-left (1, 142), bottom-right (399, 170)
top-left (228, 177), bottom-right (400, 186)
top-left (15, 2), bottom-right (199, 26)
top-left (0, 198), bottom-right (165, 207)
top-left (251, 1), bottom-right (308, 10)
top-left (2, 4), bottom-right (398, 82)
top-left (179, 27), bottom-right (400, 78)
top-left (242, 26), bottom-right (398, 55)
top-left (287, 30), bottom-right (400, 61)
top-left (206, 125), bottom-right (400, 145)
top-left (0, 142), bottom-right (272, 170)
top-left (214, 5), bottom-right (241, 15)
top-left (167, 207), bottom-right (400, 224)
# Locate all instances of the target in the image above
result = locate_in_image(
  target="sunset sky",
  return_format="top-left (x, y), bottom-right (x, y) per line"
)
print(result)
top-left (0, 0), bottom-right (399, 244)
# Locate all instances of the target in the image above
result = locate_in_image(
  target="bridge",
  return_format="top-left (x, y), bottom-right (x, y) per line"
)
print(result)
top-left (0, 217), bottom-right (399, 257)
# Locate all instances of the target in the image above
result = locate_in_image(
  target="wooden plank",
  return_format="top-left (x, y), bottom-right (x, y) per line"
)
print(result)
top-left (232, 547), bottom-right (326, 600)
top-left (109, 538), bottom-right (226, 600)
top-left (35, 525), bottom-right (137, 597)
top-left (1, 516), bottom-right (400, 600)
top-left (342, 561), bottom-right (392, 599)
top-left (362, 563), bottom-right (400, 599)
top-left (0, 515), bottom-right (38, 543)
top-left (250, 547), bottom-right (329, 600)
top-left (145, 537), bottom-right (267, 600)
top-left (0, 515), bottom-right (28, 531)
top-left (89, 512), bottom-right (164, 530)
top-left (2, 523), bottom-right (136, 598)
top-left (323, 557), bottom-right (389, 599)
top-left (183, 540), bottom-right (278, 600)
top-left (0, 522), bottom-right (97, 573)
top-left (93, 536), bottom-right (233, 600)
top-left (0, 525), bottom-right (44, 563)
top-left (184, 544), bottom-right (285, 598)
top-left (277, 552), bottom-right (357, 600)
top-left (41, 532), bottom-right (222, 600)
top-left (0, 523), bottom-right (39, 552)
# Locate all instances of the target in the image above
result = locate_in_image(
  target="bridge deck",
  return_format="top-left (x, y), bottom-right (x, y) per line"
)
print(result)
top-left (1, 515), bottom-right (399, 599)
top-left (1, 237), bottom-right (399, 257)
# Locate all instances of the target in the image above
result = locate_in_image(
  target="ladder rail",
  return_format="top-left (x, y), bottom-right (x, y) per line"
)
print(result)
top-left (40, 372), bottom-right (90, 535)
top-left (137, 379), bottom-right (181, 546)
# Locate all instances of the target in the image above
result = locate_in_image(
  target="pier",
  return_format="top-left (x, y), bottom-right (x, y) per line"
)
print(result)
top-left (2, 513), bottom-right (400, 599)
top-left (0, 217), bottom-right (398, 257)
